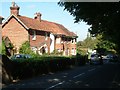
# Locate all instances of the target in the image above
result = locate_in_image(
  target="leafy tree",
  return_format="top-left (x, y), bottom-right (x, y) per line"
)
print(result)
top-left (19, 41), bottom-right (35, 56)
top-left (58, 2), bottom-right (120, 53)
top-left (77, 33), bottom-right (116, 55)
top-left (95, 34), bottom-right (116, 54)
top-left (77, 33), bottom-right (98, 55)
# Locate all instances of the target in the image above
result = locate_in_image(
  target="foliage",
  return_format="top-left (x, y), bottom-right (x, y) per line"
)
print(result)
top-left (76, 48), bottom-right (87, 55)
top-left (50, 49), bottom-right (63, 56)
top-left (77, 33), bottom-right (98, 55)
top-left (10, 55), bottom-right (87, 80)
top-left (19, 41), bottom-right (36, 56)
top-left (10, 56), bottom-right (77, 79)
top-left (82, 33), bottom-right (98, 49)
top-left (95, 34), bottom-right (116, 54)
top-left (58, 2), bottom-right (120, 54)
top-left (0, 40), bottom-right (6, 55)
top-left (77, 33), bottom-right (116, 55)
top-left (2, 36), bottom-right (14, 49)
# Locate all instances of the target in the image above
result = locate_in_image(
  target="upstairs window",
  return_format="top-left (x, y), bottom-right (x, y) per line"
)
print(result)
top-left (71, 48), bottom-right (74, 54)
top-left (32, 31), bottom-right (36, 40)
top-left (56, 38), bottom-right (61, 44)
top-left (71, 39), bottom-right (74, 43)
top-left (45, 32), bottom-right (48, 40)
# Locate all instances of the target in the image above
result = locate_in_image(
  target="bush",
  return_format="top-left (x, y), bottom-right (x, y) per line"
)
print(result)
top-left (0, 40), bottom-right (6, 55)
top-left (11, 56), bottom-right (76, 80)
top-left (10, 54), bottom-right (87, 80)
top-left (19, 41), bottom-right (36, 57)
top-left (50, 49), bottom-right (63, 56)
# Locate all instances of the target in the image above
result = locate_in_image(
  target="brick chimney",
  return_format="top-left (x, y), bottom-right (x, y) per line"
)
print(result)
top-left (10, 2), bottom-right (20, 16)
top-left (34, 12), bottom-right (42, 21)
top-left (0, 16), bottom-right (4, 24)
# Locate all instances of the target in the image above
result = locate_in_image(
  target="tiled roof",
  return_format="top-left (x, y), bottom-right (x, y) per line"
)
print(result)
top-left (17, 15), bottom-right (77, 37)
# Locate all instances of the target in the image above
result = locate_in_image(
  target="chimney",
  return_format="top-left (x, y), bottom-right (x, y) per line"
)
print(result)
top-left (10, 2), bottom-right (20, 16)
top-left (0, 16), bottom-right (4, 24)
top-left (34, 12), bottom-right (42, 21)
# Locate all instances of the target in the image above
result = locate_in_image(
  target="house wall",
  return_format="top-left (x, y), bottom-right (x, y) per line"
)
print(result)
top-left (55, 37), bottom-right (64, 52)
top-left (55, 36), bottom-right (77, 56)
top-left (29, 30), bottom-right (50, 54)
top-left (68, 43), bottom-right (77, 55)
top-left (2, 17), bottom-right (29, 53)
top-left (29, 30), bottom-right (45, 47)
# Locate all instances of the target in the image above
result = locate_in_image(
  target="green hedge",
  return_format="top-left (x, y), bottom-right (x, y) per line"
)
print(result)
top-left (11, 55), bottom-right (86, 80)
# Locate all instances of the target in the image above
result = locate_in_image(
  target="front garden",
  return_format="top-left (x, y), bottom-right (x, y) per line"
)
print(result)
top-left (1, 40), bottom-right (87, 85)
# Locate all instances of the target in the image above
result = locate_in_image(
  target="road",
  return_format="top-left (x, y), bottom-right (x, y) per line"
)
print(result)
top-left (2, 61), bottom-right (120, 89)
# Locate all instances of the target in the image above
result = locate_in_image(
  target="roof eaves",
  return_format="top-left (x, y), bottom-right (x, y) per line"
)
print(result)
top-left (2, 14), bottom-right (29, 30)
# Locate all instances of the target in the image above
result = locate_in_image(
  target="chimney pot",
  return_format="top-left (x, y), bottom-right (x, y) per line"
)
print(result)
top-left (34, 12), bottom-right (42, 21)
top-left (10, 2), bottom-right (20, 16)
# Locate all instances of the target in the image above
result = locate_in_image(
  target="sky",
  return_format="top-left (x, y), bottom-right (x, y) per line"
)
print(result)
top-left (1, 1), bottom-right (91, 41)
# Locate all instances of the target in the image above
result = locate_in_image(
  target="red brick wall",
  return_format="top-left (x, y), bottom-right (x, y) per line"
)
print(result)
top-left (29, 30), bottom-right (50, 53)
top-left (55, 36), bottom-right (77, 55)
top-left (2, 17), bottom-right (29, 50)
top-left (29, 30), bottom-right (45, 47)
top-left (55, 44), bottom-right (63, 50)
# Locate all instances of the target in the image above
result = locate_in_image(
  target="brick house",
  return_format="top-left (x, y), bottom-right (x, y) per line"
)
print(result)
top-left (2, 2), bottom-right (78, 56)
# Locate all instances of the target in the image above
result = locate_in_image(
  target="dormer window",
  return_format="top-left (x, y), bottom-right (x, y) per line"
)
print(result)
top-left (32, 31), bottom-right (36, 40)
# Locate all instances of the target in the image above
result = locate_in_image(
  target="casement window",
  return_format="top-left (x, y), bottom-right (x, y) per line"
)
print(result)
top-left (71, 39), bottom-right (76, 44)
top-left (71, 39), bottom-right (74, 43)
top-left (45, 32), bottom-right (48, 40)
top-left (56, 38), bottom-right (61, 44)
top-left (57, 49), bottom-right (60, 52)
top-left (74, 48), bottom-right (76, 55)
top-left (71, 48), bottom-right (74, 55)
top-left (32, 31), bottom-right (36, 40)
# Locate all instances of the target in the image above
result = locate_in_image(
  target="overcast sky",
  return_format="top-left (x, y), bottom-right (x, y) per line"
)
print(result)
top-left (1, 1), bottom-right (91, 41)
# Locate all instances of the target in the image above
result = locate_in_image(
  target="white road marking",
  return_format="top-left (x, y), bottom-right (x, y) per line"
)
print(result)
top-left (73, 73), bottom-right (85, 78)
top-left (88, 68), bottom-right (96, 72)
top-left (45, 81), bottom-right (65, 90)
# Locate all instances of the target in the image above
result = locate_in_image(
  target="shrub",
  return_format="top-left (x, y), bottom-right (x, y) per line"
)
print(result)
top-left (19, 41), bottom-right (36, 57)
top-left (0, 40), bottom-right (6, 55)
top-left (11, 56), bottom-right (76, 80)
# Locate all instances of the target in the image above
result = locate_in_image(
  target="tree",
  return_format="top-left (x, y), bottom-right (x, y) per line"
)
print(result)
top-left (77, 33), bottom-right (98, 55)
top-left (19, 41), bottom-right (35, 56)
top-left (95, 34), bottom-right (116, 54)
top-left (58, 2), bottom-right (120, 53)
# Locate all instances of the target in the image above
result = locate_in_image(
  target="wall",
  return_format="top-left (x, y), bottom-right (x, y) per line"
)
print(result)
top-left (29, 30), bottom-right (50, 54)
top-left (2, 17), bottom-right (29, 53)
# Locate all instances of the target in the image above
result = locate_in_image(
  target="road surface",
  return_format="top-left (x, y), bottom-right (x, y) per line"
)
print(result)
top-left (2, 61), bottom-right (120, 89)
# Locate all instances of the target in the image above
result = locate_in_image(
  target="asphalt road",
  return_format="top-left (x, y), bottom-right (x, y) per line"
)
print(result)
top-left (2, 61), bottom-right (120, 90)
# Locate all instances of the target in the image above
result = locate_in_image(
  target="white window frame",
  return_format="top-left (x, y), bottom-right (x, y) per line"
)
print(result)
top-left (71, 48), bottom-right (74, 55)
top-left (45, 32), bottom-right (48, 40)
top-left (31, 47), bottom-right (37, 53)
top-left (32, 31), bottom-right (36, 40)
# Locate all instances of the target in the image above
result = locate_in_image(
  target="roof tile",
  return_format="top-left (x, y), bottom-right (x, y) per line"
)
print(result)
top-left (17, 15), bottom-right (77, 37)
